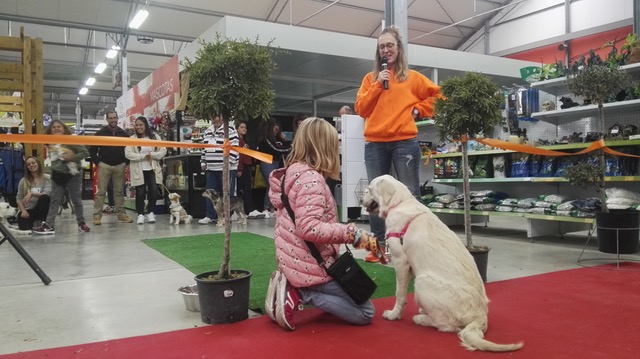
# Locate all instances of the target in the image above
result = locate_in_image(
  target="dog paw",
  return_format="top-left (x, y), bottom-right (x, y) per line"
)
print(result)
top-left (412, 314), bottom-right (431, 327)
top-left (382, 309), bottom-right (402, 321)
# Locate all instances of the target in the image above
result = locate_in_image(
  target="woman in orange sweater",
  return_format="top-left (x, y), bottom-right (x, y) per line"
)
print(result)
top-left (355, 25), bottom-right (442, 262)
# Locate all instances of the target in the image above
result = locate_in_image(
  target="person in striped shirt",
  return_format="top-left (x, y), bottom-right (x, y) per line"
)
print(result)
top-left (198, 114), bottom-right (239, 224)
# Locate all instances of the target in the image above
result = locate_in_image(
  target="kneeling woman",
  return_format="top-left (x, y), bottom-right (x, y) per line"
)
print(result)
top-left (266, 117), bottom-right (375, 331)
top-left (16, 156), bottom-right (52, 230)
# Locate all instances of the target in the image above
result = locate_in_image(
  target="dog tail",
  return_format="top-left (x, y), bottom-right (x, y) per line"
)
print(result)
top-left (458, 320), bottom-right (523, 352)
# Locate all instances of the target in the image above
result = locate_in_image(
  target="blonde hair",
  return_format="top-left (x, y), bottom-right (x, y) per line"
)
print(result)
top-left (372, 25), bottom-right (408, 82)
top-left (285, 117), bottom-right (340, 180)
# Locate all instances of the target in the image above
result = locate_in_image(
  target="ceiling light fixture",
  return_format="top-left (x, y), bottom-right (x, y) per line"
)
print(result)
top-left (85, 77), bottom-right (96, 86)
top-left (79, 87), bottom-right (89, 95)
top-left (137, 36), bottom-right (154, 44)
top-left (94, 62), bottom-right (107, 74)
top-left (129, 9), bottom-right (149, 29)
top-left (106, 45), bottom-right (120, 59)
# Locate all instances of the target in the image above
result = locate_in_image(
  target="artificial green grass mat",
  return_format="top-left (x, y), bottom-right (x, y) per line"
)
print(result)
top-left (143, 233), bottom-right (410, 311)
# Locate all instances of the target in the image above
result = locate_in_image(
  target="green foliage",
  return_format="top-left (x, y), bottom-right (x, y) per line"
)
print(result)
top-left (433, 72), bottom-right (503, 142)
top-left (183, 34), bottom-right (278, 121)
top-left (540, 62), bottom-right (565, 81)
top-left (564, 160), bottom-right (605, 190)
top-left (567, 64), bottom-right (632, 105)
top-left (621, 33), bottom-right (639, 58)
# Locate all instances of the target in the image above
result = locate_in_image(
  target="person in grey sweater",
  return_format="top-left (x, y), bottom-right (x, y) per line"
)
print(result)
top-left (33, 119), bottom-right (91, 235)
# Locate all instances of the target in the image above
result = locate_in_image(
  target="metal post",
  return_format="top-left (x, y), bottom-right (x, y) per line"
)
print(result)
top-left (635, 0), bottom-right (640, 35)
top-left (565, 0), bottom-right (571, 67)
top-left (0, 223), bottom-right (51, 285)
top-left (121, 50), bottom-right (128, 97)
top-left (75, 97), bottom-right (81, 131)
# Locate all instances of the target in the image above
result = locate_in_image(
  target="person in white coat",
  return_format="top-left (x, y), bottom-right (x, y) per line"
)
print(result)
top-left (125, 116), bottom-right (167, 225)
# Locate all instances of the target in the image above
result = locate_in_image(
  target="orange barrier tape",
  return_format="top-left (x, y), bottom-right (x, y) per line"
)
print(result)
top-left (0, 134), bottom-right (273, 163)
top-left (475, 138), bottom-right (640, 158)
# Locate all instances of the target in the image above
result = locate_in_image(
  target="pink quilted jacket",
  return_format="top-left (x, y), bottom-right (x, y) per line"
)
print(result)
top-left (269, 163), bottom-right (354, 288)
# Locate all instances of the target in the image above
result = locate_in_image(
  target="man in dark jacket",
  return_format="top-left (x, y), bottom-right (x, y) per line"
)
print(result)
top-left (89, 110), bottom-right (133, 224)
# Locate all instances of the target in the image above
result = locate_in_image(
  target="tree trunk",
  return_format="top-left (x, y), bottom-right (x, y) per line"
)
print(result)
top-left (597, 103), bottom-right (609, 213)
top-left (462, 137), bottom-right (473, 247)
top-left (218, 118), bottom-right (232, 279)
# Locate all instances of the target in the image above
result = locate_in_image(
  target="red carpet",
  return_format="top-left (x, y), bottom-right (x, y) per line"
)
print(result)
top-left (3, 263), bottom-right (640, 359)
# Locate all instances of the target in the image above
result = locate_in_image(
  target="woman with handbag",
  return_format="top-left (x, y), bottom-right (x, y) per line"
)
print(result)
top-left (125, 116), bottom-right (167, 225)
top-left (265, 117), bottom-right (376, 331)
top-left (33, 120), bottom-right (91, 235)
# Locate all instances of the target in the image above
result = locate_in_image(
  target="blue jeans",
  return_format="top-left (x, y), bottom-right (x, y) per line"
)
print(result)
top-left (299, 280), bottom-right (375, 325)
top-left (205, 170), bottom-right (237, 219)
top-left (364, 139), bottom-right (421, 244)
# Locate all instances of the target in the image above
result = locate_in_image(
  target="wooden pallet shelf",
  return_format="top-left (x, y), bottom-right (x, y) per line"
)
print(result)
top-left (0, 27), bottom-right (44, 159)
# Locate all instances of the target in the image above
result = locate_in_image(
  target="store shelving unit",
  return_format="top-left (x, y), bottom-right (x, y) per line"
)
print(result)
top-left (426, 66), bottom-right (640, 238)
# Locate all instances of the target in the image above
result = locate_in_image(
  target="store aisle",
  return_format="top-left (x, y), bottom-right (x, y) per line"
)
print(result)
top-left (0, 201), bottom-right (634, 355)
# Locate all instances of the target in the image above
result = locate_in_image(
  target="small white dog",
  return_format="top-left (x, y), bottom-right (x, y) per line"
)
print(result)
top-left (167, 193), bottom-right (192, 226)
top-left (0, 202), bottom-right (32, 235)
top-left (361, 175), bottom-right (523, 352)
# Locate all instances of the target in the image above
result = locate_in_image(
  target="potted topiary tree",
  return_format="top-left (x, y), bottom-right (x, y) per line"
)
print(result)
top-left (566, 62), bottom-right (639, 254)
top-left (183, 34), bottom-right (278, 324)
top-left (433, 72), bottom-right (504, 282)
top-left (564, 159), bottom-right (640, 254)
top-left (567, 63), bottom-right (632, 212)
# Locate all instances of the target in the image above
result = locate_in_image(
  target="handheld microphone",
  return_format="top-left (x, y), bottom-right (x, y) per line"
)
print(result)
top-left (381, 57), bottom-right (388, 90)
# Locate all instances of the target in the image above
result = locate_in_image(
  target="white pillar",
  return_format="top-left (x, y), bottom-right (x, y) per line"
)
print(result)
top-left (384, 0), bottom-right (408, 59)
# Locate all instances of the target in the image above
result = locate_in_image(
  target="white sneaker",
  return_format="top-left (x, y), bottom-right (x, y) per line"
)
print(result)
top-left (248, 210), bottom-right (261, 218)
top-left (198, 217), bottom-right (213, 224)
top-left (262, 210), bottom-right (270, 219)
top-left (146, 212), bottom-right (156, 223)
top-left (137, 214), bottom-right (145, 225)
top-left (265, 270), bottom-right (281, 321)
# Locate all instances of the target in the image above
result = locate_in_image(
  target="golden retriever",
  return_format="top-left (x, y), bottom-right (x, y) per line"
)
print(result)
top-left (361, 175), bottom-right (523, 352)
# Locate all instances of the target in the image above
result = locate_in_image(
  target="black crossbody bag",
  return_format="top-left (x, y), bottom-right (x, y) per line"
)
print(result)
top-left (280, 172), bottom-right (377, 304)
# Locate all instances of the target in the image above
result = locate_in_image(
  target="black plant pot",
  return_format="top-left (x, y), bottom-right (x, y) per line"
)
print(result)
top-left (195, 270), bottom-right (252, 324)
top-left (596, 211), bottom-right (640, 254)
top-left (468, 246), bottom-right (490, 283)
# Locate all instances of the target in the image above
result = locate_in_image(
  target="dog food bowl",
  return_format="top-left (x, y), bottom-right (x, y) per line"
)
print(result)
top-left (178, 284), bottom-right (200, 312)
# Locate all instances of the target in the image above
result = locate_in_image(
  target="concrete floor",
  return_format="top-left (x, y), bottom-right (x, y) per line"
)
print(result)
top-left (0, 201), bottom-right (636, 355)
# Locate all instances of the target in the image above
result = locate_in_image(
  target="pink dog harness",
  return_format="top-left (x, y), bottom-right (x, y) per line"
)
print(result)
top-left (385, 212), bottom-right (425, 245)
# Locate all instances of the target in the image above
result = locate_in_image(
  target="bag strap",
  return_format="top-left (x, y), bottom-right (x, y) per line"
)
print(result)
top-left (280, 170), bottom-right (342, 267)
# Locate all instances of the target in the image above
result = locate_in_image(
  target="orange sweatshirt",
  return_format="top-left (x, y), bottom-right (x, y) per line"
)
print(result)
top-left (354, 69), bottom-right (441, 142)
